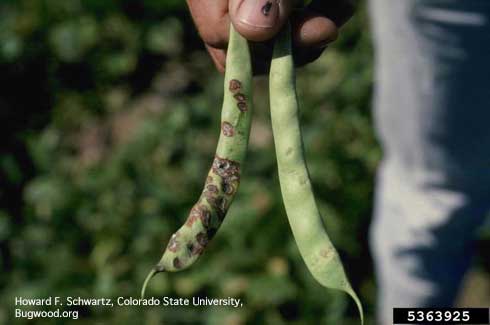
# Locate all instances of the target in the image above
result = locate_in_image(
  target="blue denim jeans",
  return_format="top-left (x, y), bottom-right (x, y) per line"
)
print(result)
top-left (368, 0), bottom-right (490, 324)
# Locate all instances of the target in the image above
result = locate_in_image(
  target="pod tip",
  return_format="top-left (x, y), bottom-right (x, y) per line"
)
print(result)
top-left (140, 267), bottom-right (161, 299)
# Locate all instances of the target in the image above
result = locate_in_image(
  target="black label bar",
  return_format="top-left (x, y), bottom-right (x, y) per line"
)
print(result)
top-left (393, 308), bottom-right (489, 324)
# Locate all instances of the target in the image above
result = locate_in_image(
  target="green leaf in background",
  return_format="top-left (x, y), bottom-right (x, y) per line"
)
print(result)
top-left (49, 16), bottom-right (98, 62)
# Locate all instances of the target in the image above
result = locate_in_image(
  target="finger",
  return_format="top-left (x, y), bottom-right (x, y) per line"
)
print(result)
top-left (187, 0), bottom-right (230, 49)
top-left (291, 10), bottom-right (338, 48)
top-left (205, 44), bottom-right (226, 73)
top-left (229, 0), bottom-right (293, 42)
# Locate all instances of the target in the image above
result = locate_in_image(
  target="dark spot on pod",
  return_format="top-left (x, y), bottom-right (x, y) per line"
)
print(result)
top-left (220, 198), bottom-right (228, 214)
top-left (204, 192), bottom-right (226, 221)
top-left (188, 204), bottom-right (211, 228)
top-left (233, 93), bottom-right (247, 112)
top-left (217, 210), bottom-right (225, 221)
top-left (166, 233), bottom-right (180, 252)
top-left (204, 189), bottom-right (217, 203)
top-left (221, 181), bottom-right (229, 194)
top-left (187, 242), bottom-right (204, 256)
top-left (234, 93), bottom-right (246, 102)
top-left (191, 243), bottom-right (205, 256)
top-left (222, 180), bottom-right (236, 196)
top-left (217, 161), bottom-right (226, 170)
top-left (188, 235), bottom-right (207, 256)
top-left (212, 156), bottom-right (241, 180)
top-left (237, 102), bottom-right (248, 112)
top-left (186, 209), bottom-right (199, 227)
top-left (197, 204), bottom-right (211, 228)
top-left (215, 198), bottom-right (227, 221)
top-left (262, 1), bottom-right (273, 16)
top-left (196, 232), bottom-right (209, 247)
top-left (229, 79), bottom-right (241, 93)
top-left (173, 257), bottom-right (183, 269)
top-left (221, 121), bottom-right (235, 137)
top-left (206, 184), bottom-right (219, 194)
top-left (186, 215), bottom-right (198, 227)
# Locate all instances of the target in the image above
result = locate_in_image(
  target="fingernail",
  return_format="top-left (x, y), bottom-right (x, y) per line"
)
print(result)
top-left (236, 0), bottom-right (279, 29)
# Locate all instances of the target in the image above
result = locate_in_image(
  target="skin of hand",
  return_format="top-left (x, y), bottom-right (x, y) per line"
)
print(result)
top-left (186, 0), bottom-right (355, 74)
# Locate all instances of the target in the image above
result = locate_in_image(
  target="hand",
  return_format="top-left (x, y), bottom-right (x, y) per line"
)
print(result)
top-left (186, 0), bottom-right (355, 74)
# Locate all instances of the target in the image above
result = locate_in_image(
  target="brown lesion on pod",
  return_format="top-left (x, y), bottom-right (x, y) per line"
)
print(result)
top-left (218, 200), bottom-right (227, 221)
top-left (173, 257), bottom-right (183, 269)
top-left (197, 205), bottom-right (211, 228)
top-left (206, 184), bottom-right (219, 194)
top-left (186, 207), bottom-right (200, 228)
top-left (232, 93), bottom-right (248, 112)
top-left (229, 79), bottom-right (241, 93)
top-left (190, 243), bottom-right (205, 256)
top-left (203, 187), bottom-right (217, 201)
top-left (193, 156), bottom-right (241, 232)
top-left (212, 156), bottom-right (241, 180)
top-left (219, 198), bottom-right (228, 216)
top-left (166, 233), bottom-right (180, 253)
top-left (221, 121), bottom-right (235, 137)
top-left (188, 231), bottom-right (209, 256)
top-left (187, 204), bottom-right (211, 228)
top-left (203, 190), bottom-right (226, 221)
top-left (233, 93), bottom-right (246, 102)
top-left (237, 101), bottom-right (248, 112)
top-left (186, 214), bottom-right (198, 228)
top-left (222, 180), bottom-right (236, 196)
top-left (186, 242), bottom-right (202, 256)
top-left (196, 232), bottom-right (209, 247)
top-left (233, 91), bottom-right (248, 112)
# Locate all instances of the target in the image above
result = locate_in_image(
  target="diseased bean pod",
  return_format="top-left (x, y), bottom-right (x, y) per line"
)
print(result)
top-left (141, 25), bottom-right (253, 298)
top-left (269, 24), bottom-right (364, 324)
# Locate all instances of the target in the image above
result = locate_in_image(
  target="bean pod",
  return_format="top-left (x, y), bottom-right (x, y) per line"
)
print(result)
top-left (141, 25), bottom-right (253, 298)
top-left (269, 24), bottom-right (364, 323)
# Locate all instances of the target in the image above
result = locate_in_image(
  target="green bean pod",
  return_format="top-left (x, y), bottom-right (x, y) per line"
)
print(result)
top-left (269, 24), bottom-right (364, 323)
top-left (141, 25), bottom-right (253, 297)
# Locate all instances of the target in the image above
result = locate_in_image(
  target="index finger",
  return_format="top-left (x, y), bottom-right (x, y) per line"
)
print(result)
top-left (187, 0), bottom-right (230, 48)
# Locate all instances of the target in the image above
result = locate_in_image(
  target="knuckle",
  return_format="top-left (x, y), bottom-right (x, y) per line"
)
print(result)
top-left (197, 13), bottom-right (229, 48)
top-left (201, 29), bottom-right (227, 49)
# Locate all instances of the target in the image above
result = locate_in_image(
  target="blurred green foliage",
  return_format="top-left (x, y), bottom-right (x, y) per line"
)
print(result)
top-left (1, 0), bottom-right (379, 324)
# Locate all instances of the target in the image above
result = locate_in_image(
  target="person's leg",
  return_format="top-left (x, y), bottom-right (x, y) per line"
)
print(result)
top-left (368, 0), bottom-right (490, 324)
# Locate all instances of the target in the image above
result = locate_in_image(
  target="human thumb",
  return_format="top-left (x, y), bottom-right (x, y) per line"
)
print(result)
top-left (229, 0), bottom-right (293, 42)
